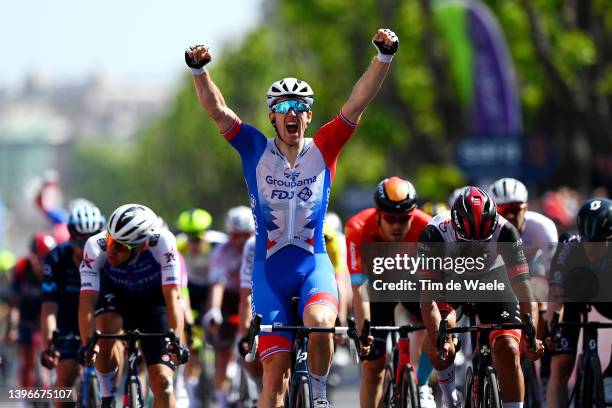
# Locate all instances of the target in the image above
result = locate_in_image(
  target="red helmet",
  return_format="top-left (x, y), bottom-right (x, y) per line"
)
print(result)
top-left (30, 232), bottom-right (57, 258)
top-left (451, 187), bottom-right (498, 241)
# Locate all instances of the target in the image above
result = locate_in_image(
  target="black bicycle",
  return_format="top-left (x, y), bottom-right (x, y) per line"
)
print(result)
top-left (245, 299), bottom-right (361, 408)
top-left (46, 330), bottom-right (101, 408)
top-left (551, 308), bottom-right (612, 408)
top-left (86, 330), bottom-right (188, 408)
top-left (360, 319), bottom-right (425, 408)
top-left (437, 312), bottom-right (537, 407)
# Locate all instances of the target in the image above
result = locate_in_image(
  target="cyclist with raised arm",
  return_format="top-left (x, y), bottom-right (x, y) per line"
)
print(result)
top-left (418, 187), bottom-right (542, 407)
top-left (203, 206), bottom-right (254, 408)
top-left (345, 176), bottom-right (435, 408)
top-left (78, 204), bottom-right (186, 408)
top-left (40, 205), bottom-right (105, 406)
top-left (546, 198), bottom-right (612, 407)
top-left (4, 232), bottom-right (56, 389)
top-left (186, 27), bottom-right (398, 408)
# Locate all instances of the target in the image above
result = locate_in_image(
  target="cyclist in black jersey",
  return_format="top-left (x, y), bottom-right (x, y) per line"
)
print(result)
top-left (419, 187), bottom-right (543, 407)
top-left (40, 204), bottom-right (105, 406)
top-left (546, 198), bottom-right (612, 408)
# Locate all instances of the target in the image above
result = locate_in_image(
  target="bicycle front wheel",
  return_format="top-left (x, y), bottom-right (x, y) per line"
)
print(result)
top-left (521, 356), bottom-right (541, 408)
top-left (579, 353), bottom-right (605, 408)
top-left (86, 372), bottom-right (101, 408)
top-left (129, 378), bottom-right (143, 408)
top-left (482, 367), bottom-right (502, 408)
top-left (379, 363), bottom-right (395, 408)
top-left (400, 365), bottom-right (419, 408)
top-left (292, 375), bottom-right (313, 408)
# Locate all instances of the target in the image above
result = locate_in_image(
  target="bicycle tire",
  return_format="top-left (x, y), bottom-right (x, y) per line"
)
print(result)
top-left (238, 363), bottom-right (259, 408)
top-left (379, 363), bottom-right (395, 408)
top-left (129, 378), bottom-right (142, 408)
top-left (482, 367), bottom-right (502, 408)
top-left (521, 357), bottom-right (542, 408)
top-left (292, 375), bottom-right (313, 408)
top-left (579, 353), bottom-right (605, 408)
top-left (464, 366), bottom-right (475, 408)
top-left (400, 365), bottom-right (420, 408)
top-left (87, 373), bottom-right (101, 408)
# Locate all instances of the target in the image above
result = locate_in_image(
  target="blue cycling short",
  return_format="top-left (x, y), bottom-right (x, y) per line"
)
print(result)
top-left (252, 246), bottom-right (338, 360)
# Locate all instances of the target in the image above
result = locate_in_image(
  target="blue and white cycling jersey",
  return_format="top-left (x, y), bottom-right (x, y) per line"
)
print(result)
top-left (79, 230), bottom-right (181, 293)
top-left (223, 112), bottom-right (356, 260)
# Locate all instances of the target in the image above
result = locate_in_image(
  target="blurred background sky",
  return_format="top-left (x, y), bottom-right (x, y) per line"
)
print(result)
top-left (1, 0), bottom-right (263, 88)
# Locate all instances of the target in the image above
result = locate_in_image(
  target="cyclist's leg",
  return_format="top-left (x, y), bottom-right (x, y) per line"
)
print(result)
top-left (360, 301), bottom-right (393, 408)
top-left (300, 254), bottom-right (339, 402)
top-left (213, 291), bottom-right (240, 407)
top-left (137, 304), bottom-right (177, 406)
top-left (252, 259), bottom-right (294, 408)
top-left (93, 312), bottom-right (123, 398)
top-left (547, 302), bottom-right (581, 408)
top-left (17, 327), bottom-right (35, 387)
top-left (54, 336), bottom-right (81, 407)
top-left (424, 302), bottom-right (458, 406)
top-left (477, 301), bottom-right (523, 403)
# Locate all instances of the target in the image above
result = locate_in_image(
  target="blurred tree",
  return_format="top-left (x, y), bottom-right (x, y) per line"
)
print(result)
top-left (70, 0), bottom-right (612, 223)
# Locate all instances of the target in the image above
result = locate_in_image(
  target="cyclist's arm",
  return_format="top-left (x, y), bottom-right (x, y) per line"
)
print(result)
top-left (163, 285), bottom-right (184, 337)
top-left (498, 223), bottom-right (538, 326)
top-left (345, 218), bottom-right (369, 330)
top-left (208, 283), bottom-right (224, 311)
top-left (193, 72), bottom-right (238, 134)
top-left (41, 251), bottom-right (59, 348)
top-left (238, 287), bottom-right (252, 337)
top-left (417, 226), bottom-right (446, 336)
top-left (340, 58), bottom-right (390, 124)
top-left (78, 236), bottom-right (102, 345)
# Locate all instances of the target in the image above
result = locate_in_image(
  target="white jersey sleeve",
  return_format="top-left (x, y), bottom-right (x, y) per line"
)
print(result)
top-left (80, 232), bottom-right (107, 292)
top-left (240, 236), bottom-right (255, 290)
top-left (150, 230), bottom-right (182, 287)
top-left (522, 211), bottom-right (558, 276)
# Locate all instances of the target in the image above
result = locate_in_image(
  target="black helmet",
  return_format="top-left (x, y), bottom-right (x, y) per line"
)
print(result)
top-left (451, 187), bottom-right (498, 241)
top-left (374, 177), bottom-right (417, 213)
top-left (576, 198), bottom-right (612, 242)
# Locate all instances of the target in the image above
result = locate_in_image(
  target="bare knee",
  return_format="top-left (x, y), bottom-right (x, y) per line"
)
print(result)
top-left (262, 354), bottom-right (290, 395)
top-left (493, 336), bottom-right (520, 370)
top-left (362, 357), bottom-right (385, 382)
top-left (150, 371), bottom-right (174, 397)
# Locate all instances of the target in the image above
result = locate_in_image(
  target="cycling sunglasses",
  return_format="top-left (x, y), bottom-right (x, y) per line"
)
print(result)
top-left (106, 235), bottom-right (138, 253)
top-left (380, 211), bottom-right (412, 225)
top-left (497, 203), bottom-right (526, 218)
top-left (271, 100), bottom-right (311, 114)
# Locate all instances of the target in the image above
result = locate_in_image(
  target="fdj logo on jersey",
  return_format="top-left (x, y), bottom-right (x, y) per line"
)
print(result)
top-left (271, 190), bottom-right (294, 199)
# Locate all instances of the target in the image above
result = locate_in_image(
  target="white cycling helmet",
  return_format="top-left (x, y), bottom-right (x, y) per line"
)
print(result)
top-left (107, 204), bottom-right (157, 245)
top-left (266, 77), bottom-right (314, 109)
top-left (225, 206), bottom-right (255, 234)
top-left (489, 178), bottom-right (528, 204)
top-left (68, 205), bottom-right (105, 236)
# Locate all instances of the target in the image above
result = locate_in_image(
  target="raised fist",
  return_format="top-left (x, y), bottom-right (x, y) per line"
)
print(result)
top-left (185, 44), bottom-right (212, 69)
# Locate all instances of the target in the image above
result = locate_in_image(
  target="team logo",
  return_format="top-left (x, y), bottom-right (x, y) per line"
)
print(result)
top-left (298, 187), bottom-right (313, 201)
top-left (590, 200), bottom-right (602, 211)
top-left (164, 250), bottom-right (176, 263)
top-left (501, 311), bottom-right (509, 319)
top-left (284, 169), bottom-right (300, 181)
top-left (81, 254), bottom-right (95, 269)
top-left (308, 287), bottom-right (318, 295)
top-left (271, 190), bottom-right (294, 199)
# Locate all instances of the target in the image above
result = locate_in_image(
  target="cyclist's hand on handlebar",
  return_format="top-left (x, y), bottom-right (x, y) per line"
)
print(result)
top-left (40, 349), bottom-right (59, 370)
top-left (185, 44), bottom-right (212, 69)
top-left (165, 337), bottom-right (189, 366)
top-left (359, 334), bottom-right (374, 358)
top-left (78, 344), bottom-right (99, 366)
top-left (521, 335), bottom-right (545, 361)
top-left (202, 308), bottom-right (223, 329)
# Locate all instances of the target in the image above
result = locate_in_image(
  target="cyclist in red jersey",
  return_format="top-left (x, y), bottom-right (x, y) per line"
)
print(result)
top-left (345, 177), bottom-right (434, 407)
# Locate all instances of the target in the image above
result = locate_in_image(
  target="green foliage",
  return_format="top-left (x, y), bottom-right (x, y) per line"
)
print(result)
top-left (70, 0), bottom-right (612, 220)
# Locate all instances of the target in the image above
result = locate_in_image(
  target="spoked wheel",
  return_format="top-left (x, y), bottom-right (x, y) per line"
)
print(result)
top-left (521, 356), bottom-right (542, 408)
top-left (399, 365), bottom-right (419, 408)
top-left (464, 366), bottom-right (476, 408)
top-left (87, 373), bottom-right (101, 408)
top-left (579, 354), bottom-right (605, 407)
top-left (292, 375), bottom-right (313, 408)
top-left (128, 378), bottom-right (143, 408)
top-left (378, 363), bottom-right (396, 408)
top-left (482, 367), bottom-right (502, 408)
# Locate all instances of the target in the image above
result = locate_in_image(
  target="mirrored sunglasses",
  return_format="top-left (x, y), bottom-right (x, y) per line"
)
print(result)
top-left (271, 100), bottom-right (311, 114)
top-left (380, 211), bottom-right (412, 225)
